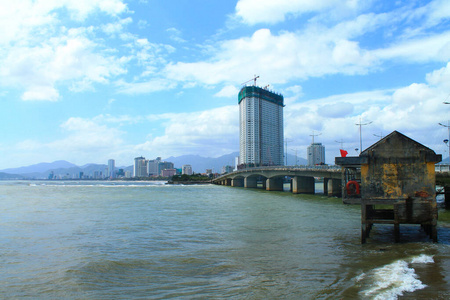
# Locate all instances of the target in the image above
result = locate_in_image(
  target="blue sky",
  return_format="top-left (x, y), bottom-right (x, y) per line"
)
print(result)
top-left (1, 0), bottom-right (450, 169)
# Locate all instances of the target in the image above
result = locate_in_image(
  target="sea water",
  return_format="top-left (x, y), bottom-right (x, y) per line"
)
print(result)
top-left (1, 180), bottom-right (450, 299)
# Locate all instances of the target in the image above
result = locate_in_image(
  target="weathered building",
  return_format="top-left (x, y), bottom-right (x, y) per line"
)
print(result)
top-left (336, 131), bottom-right (442, 243)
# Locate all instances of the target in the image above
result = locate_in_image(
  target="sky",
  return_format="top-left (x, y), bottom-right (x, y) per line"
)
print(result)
top-left (1, 0), bottom-right (450, 169)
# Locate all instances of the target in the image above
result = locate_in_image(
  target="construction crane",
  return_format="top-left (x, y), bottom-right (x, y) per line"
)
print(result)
top-left (310, 130), bottom-right (322, 144)
top-left (241, 75), bottom-right (259, 86)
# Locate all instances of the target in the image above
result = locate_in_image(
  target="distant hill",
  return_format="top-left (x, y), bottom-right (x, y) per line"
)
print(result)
top-left (0, 160), bottom-right (78, 174)
top-left (0, 151), bottom-right (311, 179)
top-left (165, 152), bottom-right (238, 173)
top-left (0, 172), bottom-right (23, 179)
top-left (165, 152), bottom-right (308, 173)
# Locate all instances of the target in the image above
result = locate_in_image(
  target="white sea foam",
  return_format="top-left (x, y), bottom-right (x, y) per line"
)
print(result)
top-left (361, 259), bottom-right (427, 299)
top-left (410, 254), bottom-right (434, 264)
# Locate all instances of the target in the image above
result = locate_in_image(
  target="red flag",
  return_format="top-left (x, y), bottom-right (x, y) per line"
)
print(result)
top-left (340, 149), bottom-right (348, 157)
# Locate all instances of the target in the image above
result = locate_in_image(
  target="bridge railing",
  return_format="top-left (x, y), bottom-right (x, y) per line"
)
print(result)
top-left (218, 165), bottom-right (341, 177)
top-left (436, 164), bottom-right (450, 172)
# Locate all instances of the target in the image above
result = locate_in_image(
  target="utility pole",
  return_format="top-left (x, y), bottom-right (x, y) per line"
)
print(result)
top-left (284, 138), bottom-right (292, 166)
top-left (356, 117), bottom-right (372, 154)
top-left (439, 121), bottom-right (450, 162)
top-left (291, 148), bottom-right (298, 166)
top-left (335, 139), bottom-right (345, 149)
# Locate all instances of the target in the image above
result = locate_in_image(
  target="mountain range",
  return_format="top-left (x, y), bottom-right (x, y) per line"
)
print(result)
top-left (0, 152), bottom-right (309, 179)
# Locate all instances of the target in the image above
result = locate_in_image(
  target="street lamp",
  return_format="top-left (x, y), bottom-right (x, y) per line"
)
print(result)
top-left (356, 117), bottom-right (372, 154)
top-left (439, 121), bottom-right (450, 163)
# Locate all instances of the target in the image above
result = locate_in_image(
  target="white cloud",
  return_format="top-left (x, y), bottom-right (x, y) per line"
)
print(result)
top-left (116, 78), bottom-right (176, 94)
top-left (426, 62), bottom-right (450, 91)
top-left (163, 27), bottom-right (376, 86)
top-left (164, 2), bottom-right (450, 89)
top-left (283, 62), bottom-right (450, 163)
top-left (373, 31), bottom-right (450, 63)
top-left (166, 27), bottom-right (186, 43)
top-left (22, 86), bottom-right (60, 101)
top-left (135, 106), bottom-right (239, 158)
top-left (5, 116), bottom-right (127, 166)
top-left (214, 85), bottom-right (239, 97)
top-left (0, 0), bottom-right (129, 101)
top-left (102, 17), bottom-right (133, 36)
top-left (235, 0), bottom-right (362, 25)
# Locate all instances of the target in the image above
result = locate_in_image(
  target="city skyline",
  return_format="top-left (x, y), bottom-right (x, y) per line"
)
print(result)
top-left (2, 1), bottom-right (450, 169)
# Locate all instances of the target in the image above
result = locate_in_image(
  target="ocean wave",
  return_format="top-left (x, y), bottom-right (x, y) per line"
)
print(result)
top-left (410, 254), bottom-right (434, 264)
top-left (358, 254), bottom-right (434, 299)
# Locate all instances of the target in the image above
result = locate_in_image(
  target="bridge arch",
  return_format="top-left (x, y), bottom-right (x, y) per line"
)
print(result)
top-left (243, 174), bottom-right (267, 189)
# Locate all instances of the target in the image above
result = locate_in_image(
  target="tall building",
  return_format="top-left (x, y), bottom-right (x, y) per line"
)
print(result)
top-left (239, 85), bottom-right (284, 167)
top-left (147, 157), bottom-right (161, 176)
top-left (108, 159), bottom-right (115, 178)
top-left (182, 164), bottom-right (193, 175)
top-left (307, 143), bottom-right (325, 166)
top-left (133, 156), bottom-right (147, 177)
top-left (159, 161), bottom-right (174, 175)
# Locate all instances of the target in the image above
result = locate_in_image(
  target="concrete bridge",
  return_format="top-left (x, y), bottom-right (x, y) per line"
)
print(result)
top-left (212, 165), bottom-right (342, 196)
top-left (213, 164), bottom-right (450, 199)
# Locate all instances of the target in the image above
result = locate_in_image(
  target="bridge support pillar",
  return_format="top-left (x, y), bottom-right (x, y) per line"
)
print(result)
top-left (231, 178), bottom-right (244, 187)
top-left (261, 178), bottom-right (267, 189)
top-left (245, 177), bottom-right (257, 188)
top-left (292, 176), bottom-right (315, 194)
top-left (323, 178), bottom-right (329, 195)
top-left (327, 178), bottom-right (342, 197)
top-left (225, 178), bottom-right (231, 186)
top-left (266, 177), bottom-right (284, 191)
top-left (445, 186), bottom-right (450, 210)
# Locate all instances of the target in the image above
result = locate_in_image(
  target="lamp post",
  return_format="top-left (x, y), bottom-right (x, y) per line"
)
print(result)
top-left (439, 121), bottom-right (450, 163)
top-left (356, 117), bottom-right (372, 154)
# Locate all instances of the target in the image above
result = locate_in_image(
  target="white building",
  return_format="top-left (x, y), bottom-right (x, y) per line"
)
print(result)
top-left (147, 157), bottom-right (161, 176)
top-left (307, 143), bottom-right (325, 166)
top-left (182, 164), bottom-right (193, 175)
top-left (239, 85), bottom-right (284, 167)
top-left (108, 159), bottom-right (115, 178)
top-left (133, 156), bottom-right (148, 177)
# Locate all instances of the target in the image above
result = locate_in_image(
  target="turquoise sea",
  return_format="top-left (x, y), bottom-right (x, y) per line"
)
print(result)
top-left (1, 180), bottom-right (450, 299)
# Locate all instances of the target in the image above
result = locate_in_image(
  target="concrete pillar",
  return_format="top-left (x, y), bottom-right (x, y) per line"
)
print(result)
top-left (327, 179), bottom-right (342, 197)
top-left (245, 177), bottom-right (258, 188)
top-left (266, 177), bottom-right (284, 191)
top-left (225, 178), bottom-right (232, 186)
top-left (231, 178), bottom-right (244, 187)
top-left (292, 176), bottom-right (315, 194)
top-left (323, 178), bottom-right (329, 195)
top-left (445, 186), bottom-right (450, 210)
top-left (261, 178), bottom-right (267, 189)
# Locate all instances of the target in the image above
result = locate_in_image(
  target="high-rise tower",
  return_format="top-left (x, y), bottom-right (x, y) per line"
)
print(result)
top-left (108, 159), bottom-right (115, 178)
top-left (307, 143), bottom-right (325, 165)
top-left (239, 85), bottom-right (284, 167)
